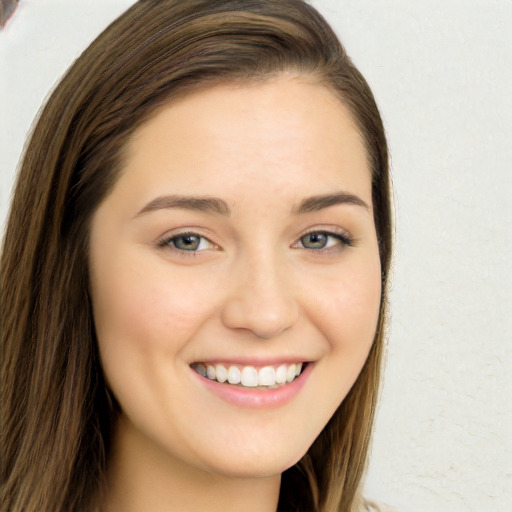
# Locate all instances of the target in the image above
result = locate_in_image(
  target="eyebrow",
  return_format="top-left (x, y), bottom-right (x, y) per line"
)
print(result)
top-left (292, 192), bottom-right (370, 214)
top-left (135, 191), bottom-right (369, 218)
top-left (136, 195), bottom-right (231, 217)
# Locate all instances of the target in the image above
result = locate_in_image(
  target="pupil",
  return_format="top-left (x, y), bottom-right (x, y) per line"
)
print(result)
top-left (176, 235), bottom-right (199, 250)
top-left (304, 233), bottom-right (327, 249)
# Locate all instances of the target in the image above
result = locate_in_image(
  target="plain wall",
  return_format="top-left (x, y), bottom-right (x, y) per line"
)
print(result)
top-left (1, 1), bottom-right (511, 511)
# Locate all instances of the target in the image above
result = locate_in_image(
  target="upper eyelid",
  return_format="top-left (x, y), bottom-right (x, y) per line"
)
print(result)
top-left (156, 231), bottom-right (218, 250)
top-left (298, 226), bottom-right (353, 240)
top-left (157, 227), bottom-right (217, 242)
top-left (300, 226), bottom-right (350, 236)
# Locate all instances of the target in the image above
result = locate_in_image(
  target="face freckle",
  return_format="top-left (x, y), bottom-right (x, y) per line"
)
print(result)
top-left (88, 75), bottom-right (382, 482)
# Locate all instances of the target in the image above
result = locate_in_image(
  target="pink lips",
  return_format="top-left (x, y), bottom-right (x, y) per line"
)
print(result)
top-left (191, 362), bottom-right (312, 409)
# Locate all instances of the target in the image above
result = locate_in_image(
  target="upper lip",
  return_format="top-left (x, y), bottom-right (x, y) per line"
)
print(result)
top-left (191, 357), bottom-right (312, 366)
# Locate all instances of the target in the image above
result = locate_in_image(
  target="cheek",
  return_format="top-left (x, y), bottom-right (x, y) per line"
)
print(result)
top-left (315, 255), bottom-right (382, 409)
top-left (89, 254), bottom-right (225, 434)
top-left (342, 260), bottom-right (382, 340)
top-left (309, 254), bottom-right (382, 351)
top-left (89, 249), bottom-right (219, 372)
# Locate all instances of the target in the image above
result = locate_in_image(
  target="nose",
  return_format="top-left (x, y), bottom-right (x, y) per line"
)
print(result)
top-left (220, 254), bottom-right (299, 339)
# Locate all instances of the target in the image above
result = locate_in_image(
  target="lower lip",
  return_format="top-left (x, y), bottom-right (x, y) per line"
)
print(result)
top-left (192, 363), bottom-right (312, 409)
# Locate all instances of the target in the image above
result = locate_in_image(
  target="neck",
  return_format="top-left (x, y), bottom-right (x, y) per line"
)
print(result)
top-left (102, 415), bottom-right (281, 512)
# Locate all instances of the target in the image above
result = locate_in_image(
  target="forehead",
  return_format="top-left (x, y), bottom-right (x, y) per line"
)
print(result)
top-left (117, 75), bottom-right (371, 208)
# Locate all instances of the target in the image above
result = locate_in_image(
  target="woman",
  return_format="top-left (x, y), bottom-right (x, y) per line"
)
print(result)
top-left (1, 1), bottom-right (392, 511)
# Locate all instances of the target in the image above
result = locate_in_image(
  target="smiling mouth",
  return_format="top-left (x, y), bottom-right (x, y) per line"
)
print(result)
top-left (191, 362), bottom-right (306, 389)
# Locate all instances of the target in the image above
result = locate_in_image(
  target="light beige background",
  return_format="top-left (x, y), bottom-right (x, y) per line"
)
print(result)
top-left (1, 1), bottom-right (511, 511)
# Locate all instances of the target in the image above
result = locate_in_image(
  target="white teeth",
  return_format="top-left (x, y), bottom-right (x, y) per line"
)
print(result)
top-left (241, 366), bottom-right (258, 387)
top-left (286, 363), bottom-right (297, 383)
top-left (258, 366), bottom-right (276, 386)
top-left (215, 364), bottom-right (228, 383)
top-left (193, 362), bottom-right (304, 387)
top-left (275, 364), bottom-right (287, 384)
top-left (228, 365), bottom-right (241, 384)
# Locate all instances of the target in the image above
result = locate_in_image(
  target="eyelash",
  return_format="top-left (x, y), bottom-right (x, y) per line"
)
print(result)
top-left (294, 229), bottom-right (353, 253)
top-left (156, 231), bottom-right (217, 254)
top-left (156, 228), bottom-right (353, 255)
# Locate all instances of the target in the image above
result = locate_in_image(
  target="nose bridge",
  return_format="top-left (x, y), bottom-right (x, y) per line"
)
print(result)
top-left (220, 245), bottom-right (299, 339)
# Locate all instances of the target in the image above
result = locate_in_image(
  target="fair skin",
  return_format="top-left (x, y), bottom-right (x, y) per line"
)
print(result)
top-left (89, 75), bottom-right (381, 512)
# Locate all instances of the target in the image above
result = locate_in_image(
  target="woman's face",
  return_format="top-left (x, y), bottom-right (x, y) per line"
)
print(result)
top-left (89, 75), bottom-right (381, 479)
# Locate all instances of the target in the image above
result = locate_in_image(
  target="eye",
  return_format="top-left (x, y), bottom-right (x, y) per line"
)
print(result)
top-left (157, 232), bottom-right (217, 252)
top-left (296, 230), bottom-right (352, 251)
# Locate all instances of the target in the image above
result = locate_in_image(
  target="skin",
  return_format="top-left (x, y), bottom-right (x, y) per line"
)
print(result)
top-left (89, 75), bottom-right (382, 512)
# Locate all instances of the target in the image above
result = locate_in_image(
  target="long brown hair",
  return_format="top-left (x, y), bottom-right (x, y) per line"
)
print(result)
top-left (1, 1), bottom-right (392, 511)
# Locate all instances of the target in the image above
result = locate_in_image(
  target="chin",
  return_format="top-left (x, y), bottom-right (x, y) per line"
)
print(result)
top-left (205, 455), bottom-right (301, 480)
top-left (195, 438), bottom-right (311, 480)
